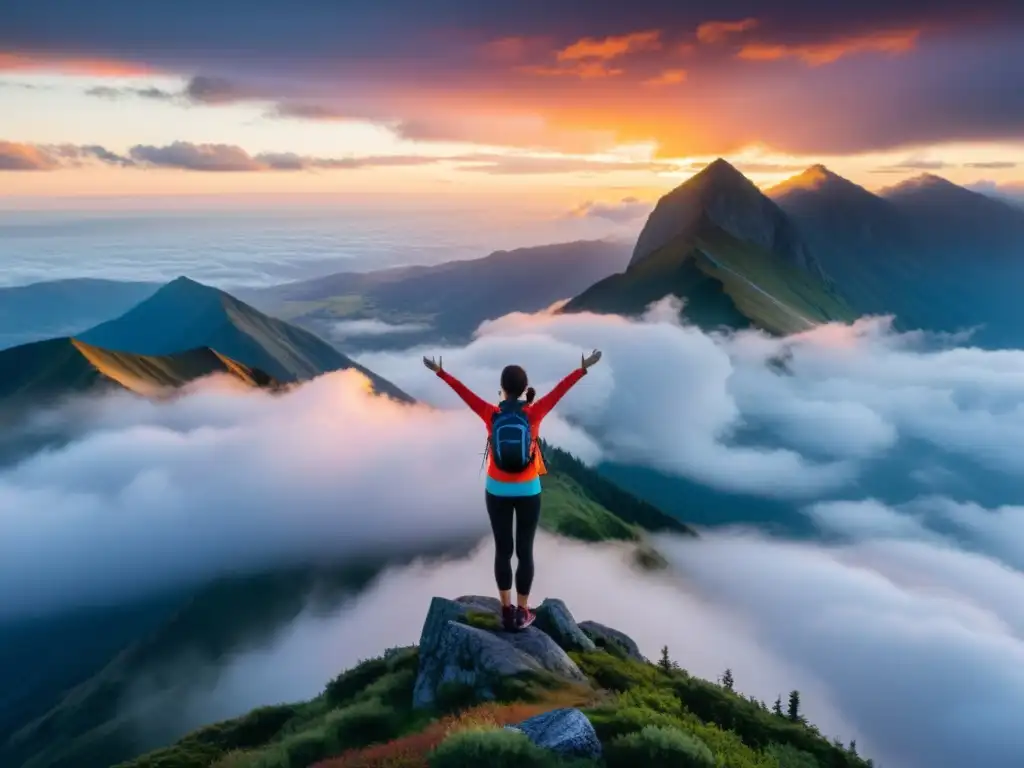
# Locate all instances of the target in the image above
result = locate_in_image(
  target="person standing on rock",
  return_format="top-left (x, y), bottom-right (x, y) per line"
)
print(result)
top-left (423, 350), bottom-right (602, 631)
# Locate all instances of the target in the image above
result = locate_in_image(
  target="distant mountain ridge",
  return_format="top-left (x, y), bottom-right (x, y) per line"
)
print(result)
top-left (242, 239), bottom-right (632, 351)
top-left (564, 159), bottom-right (851, 334)
top-left (0, 278), bottom-right (160, 351)
top-left (772, 166), bottom-right (1024, 345)
top-left (80, 276), bottom-right (412, 401)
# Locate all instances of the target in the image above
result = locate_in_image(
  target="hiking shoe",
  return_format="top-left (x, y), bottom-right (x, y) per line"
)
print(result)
top-left (516, 606), bottom-right (536, 631)
top-left (501, 605), bottom-right (517, 632)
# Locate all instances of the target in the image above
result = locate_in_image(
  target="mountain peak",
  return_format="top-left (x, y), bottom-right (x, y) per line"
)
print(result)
top-left (685, 157), bottom-right (755, 191)
top-left (770, 164), bottom-right (843, 195)
top-left (768, 166), bottom-right (876, 204)
top-left (880, 173), bottom-right (964, 199)
top-left (628, 158), bottom-right (823, 279)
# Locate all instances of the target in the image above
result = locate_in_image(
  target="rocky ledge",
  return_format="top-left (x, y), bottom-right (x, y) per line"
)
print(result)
top-left (412, 594), bottom-right (644, 760)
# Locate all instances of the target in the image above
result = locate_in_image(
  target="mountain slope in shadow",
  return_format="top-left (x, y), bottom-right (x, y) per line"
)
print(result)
top-left (80, 276), bottom-right (411, 401)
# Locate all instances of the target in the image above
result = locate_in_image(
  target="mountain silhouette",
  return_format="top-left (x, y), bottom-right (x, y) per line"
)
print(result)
top-left (882, 173), bottom-right (1024, 260)
top-left (563, 160), bottom-right (851, 335)
top-left (630, 158), bottom-right (825, 280)
top-left (80, 276), bottom-right (412, 401)
top-left (0, 337), bottom-right (276, 405)
top-left (0, 278), bottom-right (160, 351)
top-left (242, 239), bottom-right (632, 351)
top-left (774, 167), bottom-right (1024, 345)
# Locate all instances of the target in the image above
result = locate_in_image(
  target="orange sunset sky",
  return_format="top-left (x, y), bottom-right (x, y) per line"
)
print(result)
top-left (2, 1), bottom-right (1023, 204)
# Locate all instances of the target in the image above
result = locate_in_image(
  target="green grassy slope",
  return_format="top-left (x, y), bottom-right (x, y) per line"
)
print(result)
top-left (563, 216), bottom-right (855, 335)
top-left (80, 277), bottom-right (412, 401)
top-left (0, 337), bottom-right (277, 404)
top-left (3, 447), bottom-right (689, 768)
top-left (114, 621), bottom-right (871, 768)
top-left (541, 443), bottom-right (694, 540)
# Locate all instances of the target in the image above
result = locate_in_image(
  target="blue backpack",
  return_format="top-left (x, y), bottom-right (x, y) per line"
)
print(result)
top-left (489, 400), bottom-right (535, 473)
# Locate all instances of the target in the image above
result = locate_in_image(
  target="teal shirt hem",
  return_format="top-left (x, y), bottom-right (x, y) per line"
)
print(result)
top-left (485, 476), bottom-right (542, 497)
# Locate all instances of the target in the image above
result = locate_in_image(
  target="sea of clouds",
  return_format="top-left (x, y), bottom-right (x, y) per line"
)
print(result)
top-left (6, 301), bottom-right (1024, 768)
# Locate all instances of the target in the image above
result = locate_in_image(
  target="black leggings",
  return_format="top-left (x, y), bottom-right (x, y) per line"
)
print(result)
top-left (485, 492), bottom-right (541, 596)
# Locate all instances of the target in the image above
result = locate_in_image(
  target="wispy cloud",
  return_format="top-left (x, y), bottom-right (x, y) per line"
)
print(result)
top-left (696, 18), bottom-right (760, 45)
top-left (86, 84), bottom-right (174, 101)
top-left (568, 197), bottom-right (652, 222)
top-left (454, 155), bottom-right (678, 175)
top-left (642, 68), bottom-right (688, 87)
top-left (518, 30), bottom-right (662, 80)
top-left (738, 27), bottom-right (920, 66)
top-left (556, 30), bottom-right (662, 61)
top-left (0, 141), bottom-right (61, 171)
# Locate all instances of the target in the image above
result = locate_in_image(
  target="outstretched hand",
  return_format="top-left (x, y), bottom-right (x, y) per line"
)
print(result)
top-left (581, 349), bottom-right (602, 370)
top-left (423, 355), bottom-right (442, 373)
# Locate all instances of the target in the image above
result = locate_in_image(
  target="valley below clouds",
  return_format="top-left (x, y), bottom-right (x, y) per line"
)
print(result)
top-left (6, 302), bottom-right (1024, 768)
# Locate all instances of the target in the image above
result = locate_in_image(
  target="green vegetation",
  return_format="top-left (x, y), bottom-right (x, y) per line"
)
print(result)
top-left (4, 455), bottom-right (687, 768)
top-left (540, 443), bottom-right (694, 539)
top-left (116, 646), bottom-right (424, 768)
top-left (459, 610), bottom-right (503, 631)
top-left (563, 218), bottom-right (855, 336)
top-left (428, 728), bottom-right (559, 768)
top-left (122, 631), bottom-right (872, 768)
top-left (604, 725), bottom-right (714, 768)
top-left (572, 651), bottom-right (871, 768)
top-left (540, 473), bottom-right (637, 542)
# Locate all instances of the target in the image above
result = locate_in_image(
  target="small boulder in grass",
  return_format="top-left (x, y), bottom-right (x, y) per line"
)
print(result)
top-left (505, 707), bottom-right (602, 759)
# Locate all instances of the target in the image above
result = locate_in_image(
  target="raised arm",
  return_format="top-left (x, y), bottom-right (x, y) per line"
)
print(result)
top-left (434, 367), bottom-right (494, 423)
top-left (531, 349), bottom-right (601, 421)
top-left (531, 367), bottom-right (586, 421)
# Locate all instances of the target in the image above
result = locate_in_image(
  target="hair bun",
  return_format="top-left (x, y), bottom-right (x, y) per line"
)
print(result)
top-left (525, 387), bottom-right (536, 404)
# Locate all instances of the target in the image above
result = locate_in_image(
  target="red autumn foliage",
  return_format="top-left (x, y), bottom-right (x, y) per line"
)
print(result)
top-left (313, 702), bottom-right (553, 768)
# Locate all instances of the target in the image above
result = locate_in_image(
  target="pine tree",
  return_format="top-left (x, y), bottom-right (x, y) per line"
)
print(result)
top-left (658, 646), bottom-right (673, 672)
top-left (720, 668), bottom-right (734, 691)
top-left (849, 740), bottom-right (858, 756)
top-left (787, 690), bottom-right (801, 722)
top-left (772, 695), bottom-right (783, 716)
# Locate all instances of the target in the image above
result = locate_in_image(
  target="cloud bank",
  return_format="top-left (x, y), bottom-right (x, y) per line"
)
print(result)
top-left (0, 371), bottom-right (500, 619)
top-left (361, 302), bottom-right (1024, 503)
top-left (159, 522), bottom-right (1024, 768)
top-left (6, 297), bottom-right (1024, 768)
top-left (568, 197), bottom-right (653, 223)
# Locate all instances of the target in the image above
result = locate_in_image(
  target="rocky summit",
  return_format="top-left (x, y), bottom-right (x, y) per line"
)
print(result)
top-left (113, 592), bottom-right (876, 767)
top-left (411, 594), bottom-right (644, 759)
top-left (413, 595), bottom-right (600, 709)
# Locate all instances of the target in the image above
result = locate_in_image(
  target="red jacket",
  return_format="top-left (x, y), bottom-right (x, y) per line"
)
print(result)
top-left (437, 367), bottom-right (587, 482)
